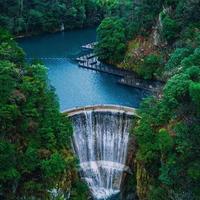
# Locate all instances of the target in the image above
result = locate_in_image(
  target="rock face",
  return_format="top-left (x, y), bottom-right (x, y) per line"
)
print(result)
top-left (136, 162), bottom-right (150, 200)
top-left (70, 111), bottom-right (137, 199)
top-left (120, 134), bottom-right (138, 200)
top-left (152, 6), bottom-right (172, 47)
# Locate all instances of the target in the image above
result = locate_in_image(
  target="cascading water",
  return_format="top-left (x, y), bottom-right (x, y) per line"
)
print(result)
top-left (71, 111), bottom-right (133, 199)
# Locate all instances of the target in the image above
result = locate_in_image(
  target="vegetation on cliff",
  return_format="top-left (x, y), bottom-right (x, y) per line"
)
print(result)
top-left (135, 51), bottom-right (200, 199)
top-left (128, 1), bottom-right (200, 199)
top-left (96, 0), bottom-right (200, 80)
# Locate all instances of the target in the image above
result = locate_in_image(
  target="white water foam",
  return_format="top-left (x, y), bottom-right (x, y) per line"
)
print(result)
top-left (71, 111), bottom-right (132, 199)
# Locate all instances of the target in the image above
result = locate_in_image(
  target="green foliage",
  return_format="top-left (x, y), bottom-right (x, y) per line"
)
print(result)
top-left (176, 0), bottom-right (200, 25)
top-left (180, 24), bottom-right (200, 48)
top-left (138, 54), bottom-right (163, 80)
top-left (95, 17), bottom-right (127, 63)
top-left (131, 0), bottom-right (163, 36)
top-left (41, 153), bottom-right (66, 178)
top-left (161, 14), bottom-right (180, 43)
top-left (181, 47), bottom-right (200, 69)
top-left (0, 141), bottom-right (20, 182)
top-left (134, 49), bottom-right (200, 198)
top-left (163, 73), bottom-right (191, 106)
top-left (0, 0), bottom-right (134, 35)
top-left (189, 82), bottom-right (200, 112)
top-left (0, 30), bottom-right (79, 199)
top-left (148, 185), bottom-right (168, 200)
top-left (0, 29), bottom-right (24, 64)
top-left (165, 48), bottom-right (192, 70)
top-left (70, 180), bottom-right (89, 200)
top-left (157, 129), bottom-right (173, 153)
top-left (187, 162), bottom-right (200, 181)
top-left (0, 0), bottom-right (102, 35)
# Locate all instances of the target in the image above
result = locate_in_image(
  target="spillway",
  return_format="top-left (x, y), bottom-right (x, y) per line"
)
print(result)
top-left (70, 109), bottom-right (134, 199)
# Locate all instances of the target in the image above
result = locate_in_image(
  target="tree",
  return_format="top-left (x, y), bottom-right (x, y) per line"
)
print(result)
top-left (138, 54), bottom-right (163, 80)
top-left (176, 0), bottom-right (200, 25)
top-left (95, 17), bottom-right (127, 63)
top-left (0, 0), bottom-right (126, 35)
top-left (134, 56), bottom-right (200, 199)
top-left (165, 48), bottom-right (192, 70)
top-left (0, 30), bottom-right (82, 199)
top-left (161, 14), bottom-right (180, 43)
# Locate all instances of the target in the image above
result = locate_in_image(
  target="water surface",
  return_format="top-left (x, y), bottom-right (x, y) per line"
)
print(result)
top-left (19, 29), bottom-right (147, 111)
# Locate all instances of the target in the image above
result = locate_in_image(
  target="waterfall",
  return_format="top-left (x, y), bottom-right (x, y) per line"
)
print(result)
top-left (71, 111), bottom-right (133, 199)
top-left (61, 23), bottom-right (65, 31)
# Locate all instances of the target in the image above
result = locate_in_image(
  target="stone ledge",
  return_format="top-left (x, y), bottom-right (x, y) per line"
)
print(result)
top-left (62, 104), bottom-right (138, 117)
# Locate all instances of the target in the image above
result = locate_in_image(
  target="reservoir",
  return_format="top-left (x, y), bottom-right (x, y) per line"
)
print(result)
top-left (19, 28), bottom-right (148, 111)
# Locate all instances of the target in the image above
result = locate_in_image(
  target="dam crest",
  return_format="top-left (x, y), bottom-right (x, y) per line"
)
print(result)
top-left (62, 104), bottom-right (137, 117)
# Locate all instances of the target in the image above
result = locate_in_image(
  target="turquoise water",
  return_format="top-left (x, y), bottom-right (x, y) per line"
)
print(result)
top-left (19, 28), bottom-right (148, 111)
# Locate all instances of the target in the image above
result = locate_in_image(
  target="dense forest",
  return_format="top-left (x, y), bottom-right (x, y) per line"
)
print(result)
top-left (0, 0), bottom-right (132, 36)
top-left (0, 0), bottom-right (200, 199)
top-left (125, 0), bottom-right (200, 199)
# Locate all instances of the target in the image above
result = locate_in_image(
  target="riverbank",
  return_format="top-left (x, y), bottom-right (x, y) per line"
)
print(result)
top-left (15, 28), bottom-right (63, 39)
